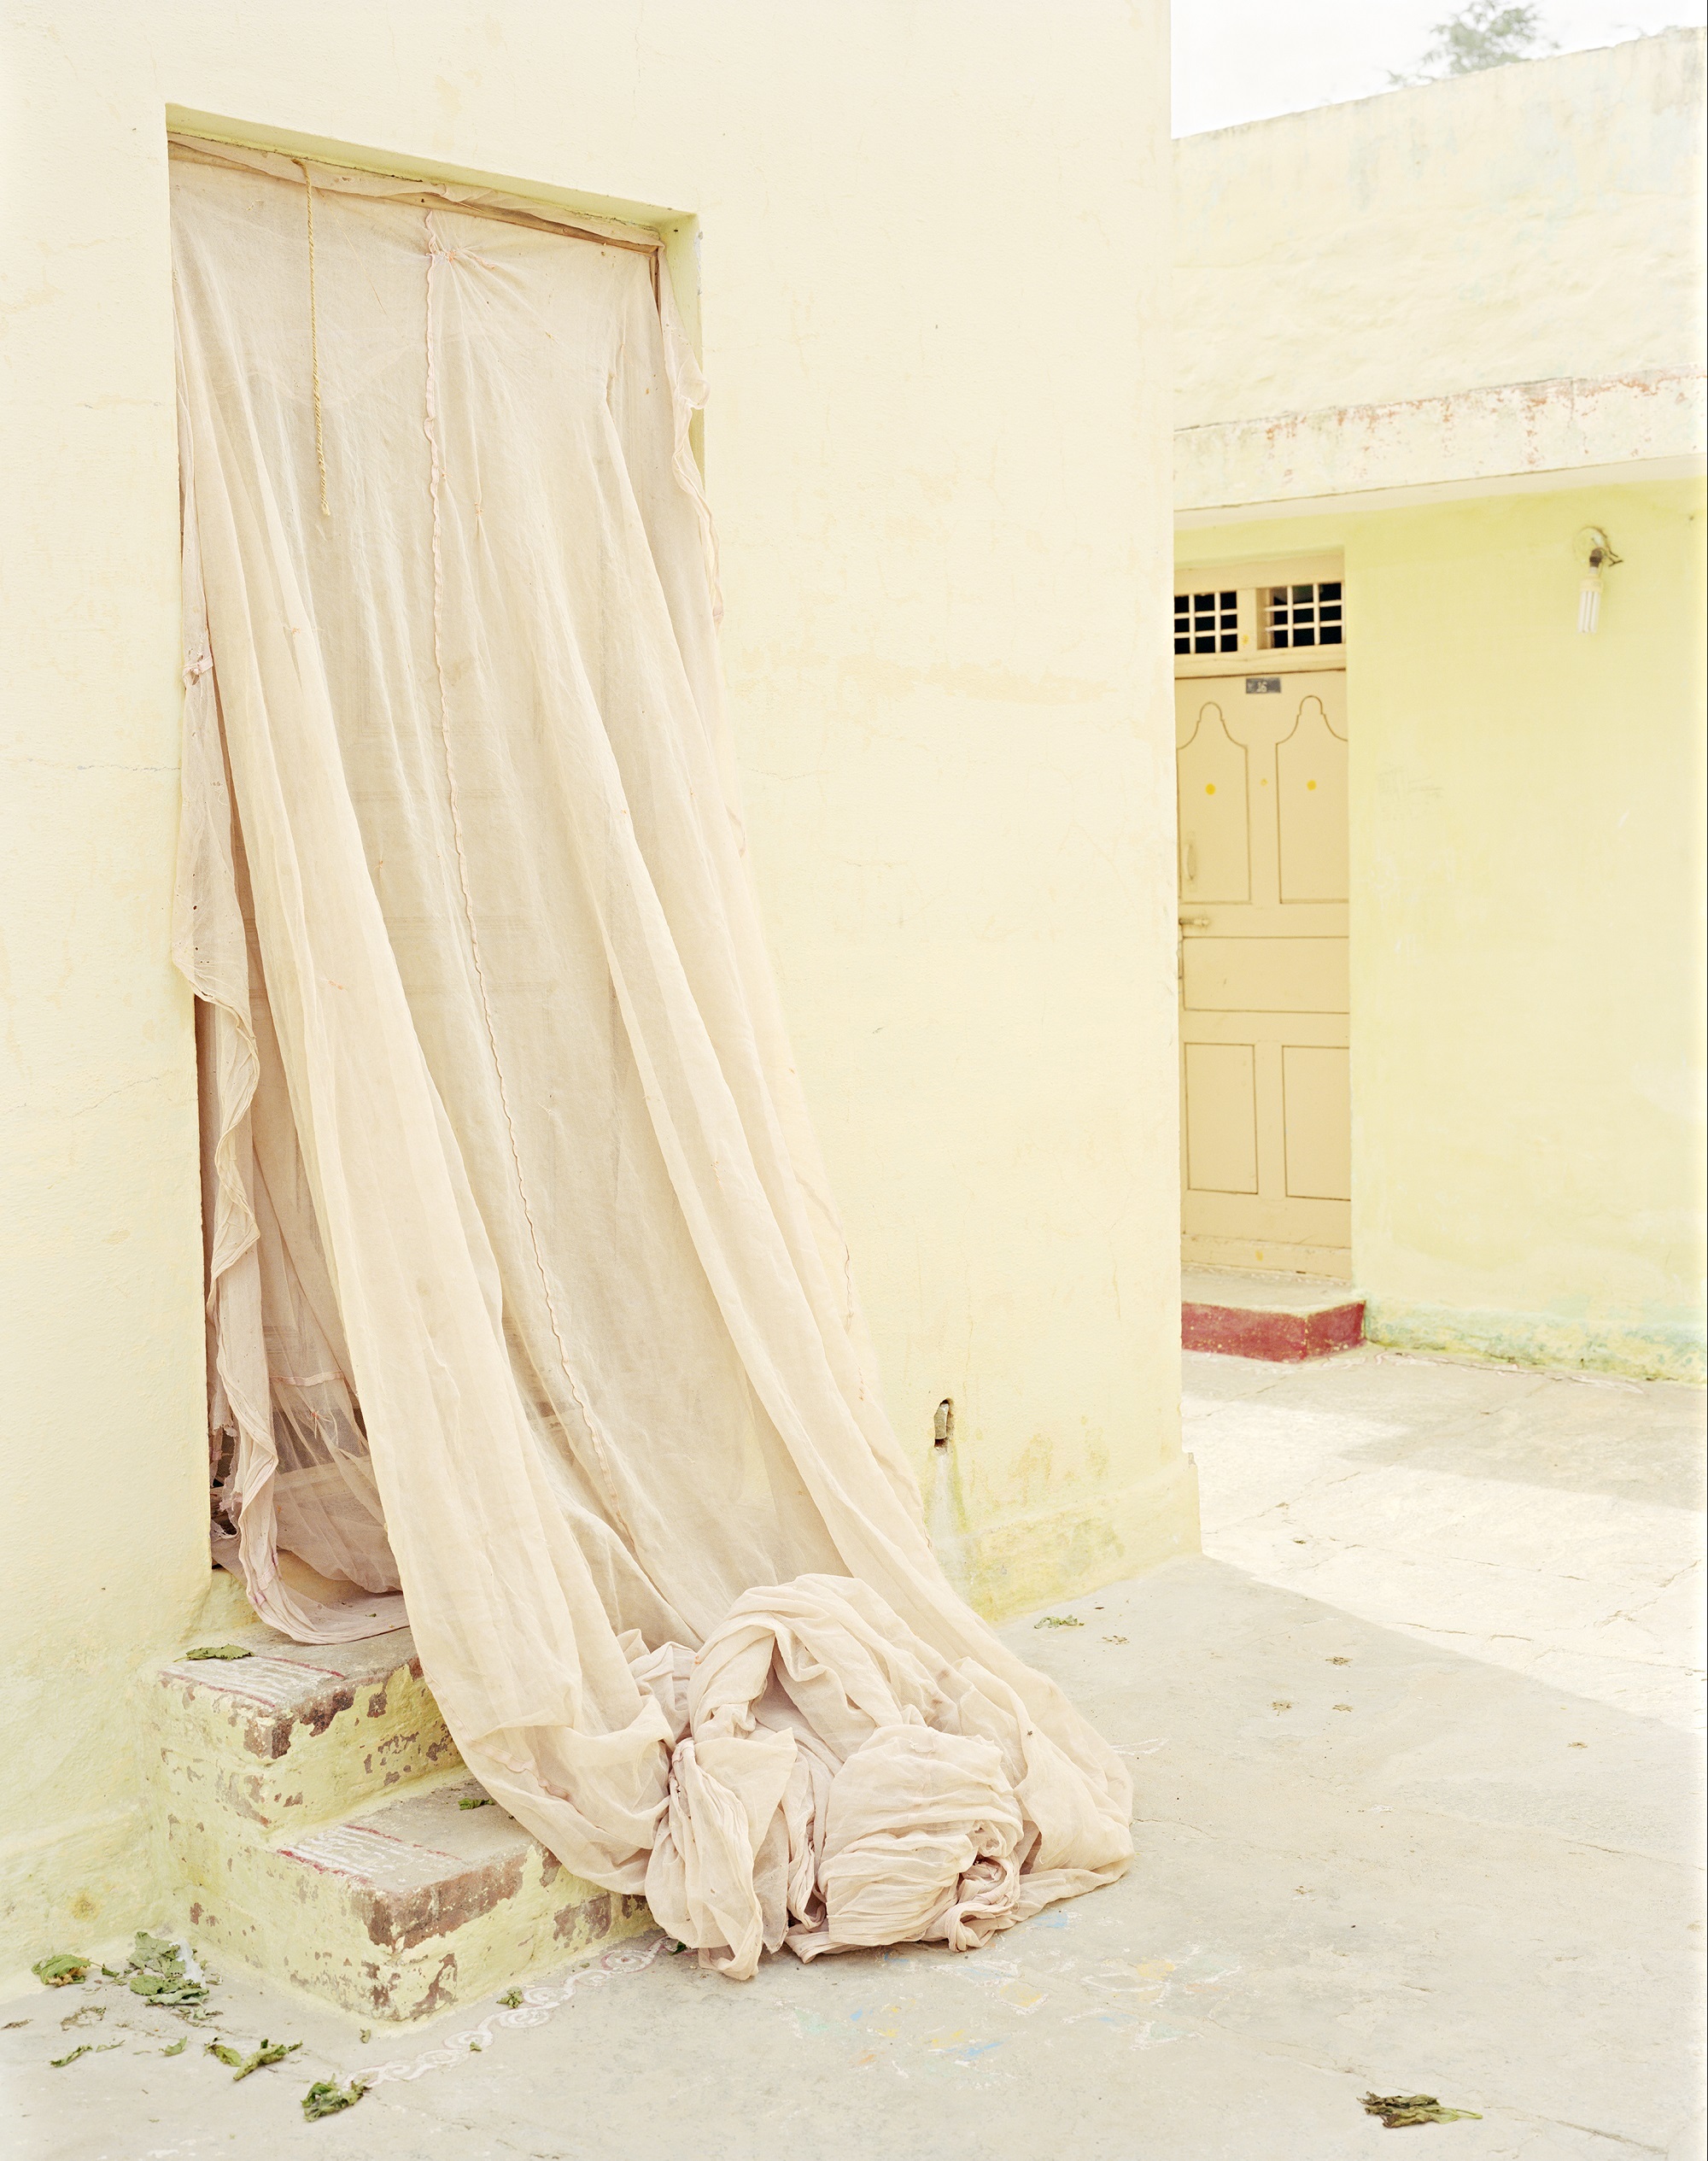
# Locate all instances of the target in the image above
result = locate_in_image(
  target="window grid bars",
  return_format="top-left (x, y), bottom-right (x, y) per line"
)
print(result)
top-left (1261, 580), bottom-right (1342, 651)
top-left (1174, 589), bottom-right (1240, 657)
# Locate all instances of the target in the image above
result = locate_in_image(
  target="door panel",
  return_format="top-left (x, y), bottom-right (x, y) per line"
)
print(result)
top-left (1183, 1043), bottom-right (1259, 1194)
top-left (1178, 670), bottom-right (1349, 1274)
top-left (1183, 937), bottom-right (1348, 1014)
top-left (1282, 1044), bottom-right (1352, 1200)
top-left (1176, 700), bottom-right (1251, 902)
top-left (1277, 695), bottom-right (1348, 902)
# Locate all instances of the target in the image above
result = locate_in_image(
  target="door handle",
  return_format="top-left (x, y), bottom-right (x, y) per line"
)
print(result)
top-left (1179, 916), bottom-right (1212, 928)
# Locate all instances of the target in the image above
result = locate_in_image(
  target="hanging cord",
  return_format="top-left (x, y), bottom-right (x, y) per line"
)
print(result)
top-left (299, 161), bottom-right (331, 517)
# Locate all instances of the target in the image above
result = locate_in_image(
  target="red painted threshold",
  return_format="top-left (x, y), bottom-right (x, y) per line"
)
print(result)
top-left (1182, 1298), bottom-right (1365, 1362)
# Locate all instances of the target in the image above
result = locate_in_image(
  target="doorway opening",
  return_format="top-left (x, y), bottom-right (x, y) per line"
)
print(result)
top-left (1173, 553), bottom-right (1350, 1284)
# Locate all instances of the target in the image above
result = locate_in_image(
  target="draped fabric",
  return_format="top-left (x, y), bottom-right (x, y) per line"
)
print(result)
top-left (169, 138), bottom-right (1132, 1976)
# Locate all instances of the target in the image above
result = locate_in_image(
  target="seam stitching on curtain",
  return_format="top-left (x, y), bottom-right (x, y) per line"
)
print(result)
top-left (297, 161), bottom-right (331, 518)
top-left (421, 213), bottom-right (631, 1531)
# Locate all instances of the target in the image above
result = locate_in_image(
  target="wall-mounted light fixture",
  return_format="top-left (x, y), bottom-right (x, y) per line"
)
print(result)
top-left (1575, 526), bottom-right (1622, 635)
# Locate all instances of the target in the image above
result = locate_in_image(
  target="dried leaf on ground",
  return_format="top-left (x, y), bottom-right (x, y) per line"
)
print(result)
top-left (121, 1932), bottom-right (208, 2009)
top-left (161, 2038), bottom-right (188, 2056)
top-left (302, 2076), bottom-right (368, 2120)
top-left (32, 1954), bottom-right (92, 1988)
top-left (60, 2004), bottom-right (105, 2029)
top-left (1361, 2091), bottom-right (1483, 2129)
top-left (50, 2043), bottom-right (120, 2068)
top-left (128, 1975), bottom-right (207, 2006)
top-left (1033, 1615), bottom-right (1084, 1630)
top-left (237, 2038), bottom-right (301, 2080)
top-left (497, 1990), bottom-right (524, 2009)
top-left (459, 1795), bottom-right (493, 1809)
top-left (207, 2037), bottom-right (301, 2080)
top-left (182, 1645), bottom-right (253, 1660)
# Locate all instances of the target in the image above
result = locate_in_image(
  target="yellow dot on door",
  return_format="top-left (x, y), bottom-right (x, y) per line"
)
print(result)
top-left (1205, 782), bottom-right (1216, 794)
top-left (1307, 779), bottom-right (1317, 790)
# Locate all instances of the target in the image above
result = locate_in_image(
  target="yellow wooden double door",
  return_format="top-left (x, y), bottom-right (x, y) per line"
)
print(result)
top-left (1176, 671), bottom-right (1350, 1278)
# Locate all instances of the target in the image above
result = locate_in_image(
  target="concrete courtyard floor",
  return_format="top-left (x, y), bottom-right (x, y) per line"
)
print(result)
top-left (5, 1347), bottom-right (1704, 2160)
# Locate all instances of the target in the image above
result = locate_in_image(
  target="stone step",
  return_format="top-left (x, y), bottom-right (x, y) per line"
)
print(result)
top-left (1182, 1265), bottom-right (1365, 1362)
top-left (143, 1620), bottom-right (650, 2019)
top-left (178, 1771), bottom-right (651, 2022)
top-left (145, 1622), bottom-right (461, 1835)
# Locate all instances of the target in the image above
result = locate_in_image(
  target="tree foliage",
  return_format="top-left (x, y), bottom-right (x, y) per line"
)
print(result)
top-left (1392, 3), bottom-right (1555, 85)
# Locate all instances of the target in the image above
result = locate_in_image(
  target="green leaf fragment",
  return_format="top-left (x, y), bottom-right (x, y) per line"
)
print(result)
top-left (302, 2076), bottom-right (368, 2120)
top-left (237, 2040), bottom-right (298, 2079)
top-left (32, 1954), bottom-right (92, 1988)
top-left (1032, 1614), bottom-right (1084, 1630)
top-left (161, 2037), bottom-right (188, 2056)
top-left (122, 1932), bottom-right (208, 2008)
top-left (1361, 2092), bottom-right (1484, 2129)
top-left (497, 1989), bottom-right (524, 2008)
top-left (182, 1645), bottom-right (254, 1660)
top-left (458, 1795), bottom-right (494, 1809)
top-left (208, 2037), bottom-right (301, 2080)
top-left (50, 2043), bottom-right (120, 2068)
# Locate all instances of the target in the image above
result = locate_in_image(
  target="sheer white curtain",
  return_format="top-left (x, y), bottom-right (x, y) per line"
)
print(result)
top-left (171, 138), bottom-right (1131, 1975)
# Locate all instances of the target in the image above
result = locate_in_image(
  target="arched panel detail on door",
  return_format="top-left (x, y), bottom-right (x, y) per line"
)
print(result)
top-left (1177, 701), bottom-right (1250, 903)
top-left (1276, 693), bottom-right (1348, 904)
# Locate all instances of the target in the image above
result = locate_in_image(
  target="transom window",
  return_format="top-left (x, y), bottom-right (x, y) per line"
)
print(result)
top-left (1262, 581), bottom-right (1342, 649)
top-left (1175, 589), bottom-right (1239, 656)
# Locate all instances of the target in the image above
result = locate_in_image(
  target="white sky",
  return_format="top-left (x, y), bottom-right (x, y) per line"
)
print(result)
top-left (1173, 0), bottom-right (1707, 134)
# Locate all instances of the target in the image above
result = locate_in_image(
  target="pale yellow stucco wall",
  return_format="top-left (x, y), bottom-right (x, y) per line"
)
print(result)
top-left (1175, 30), bottom-right (1706, 432)
top-left (1178, 478), bottom-right (1707, 1379)
top-left (0, 1), bottom-right (1187, 1982)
